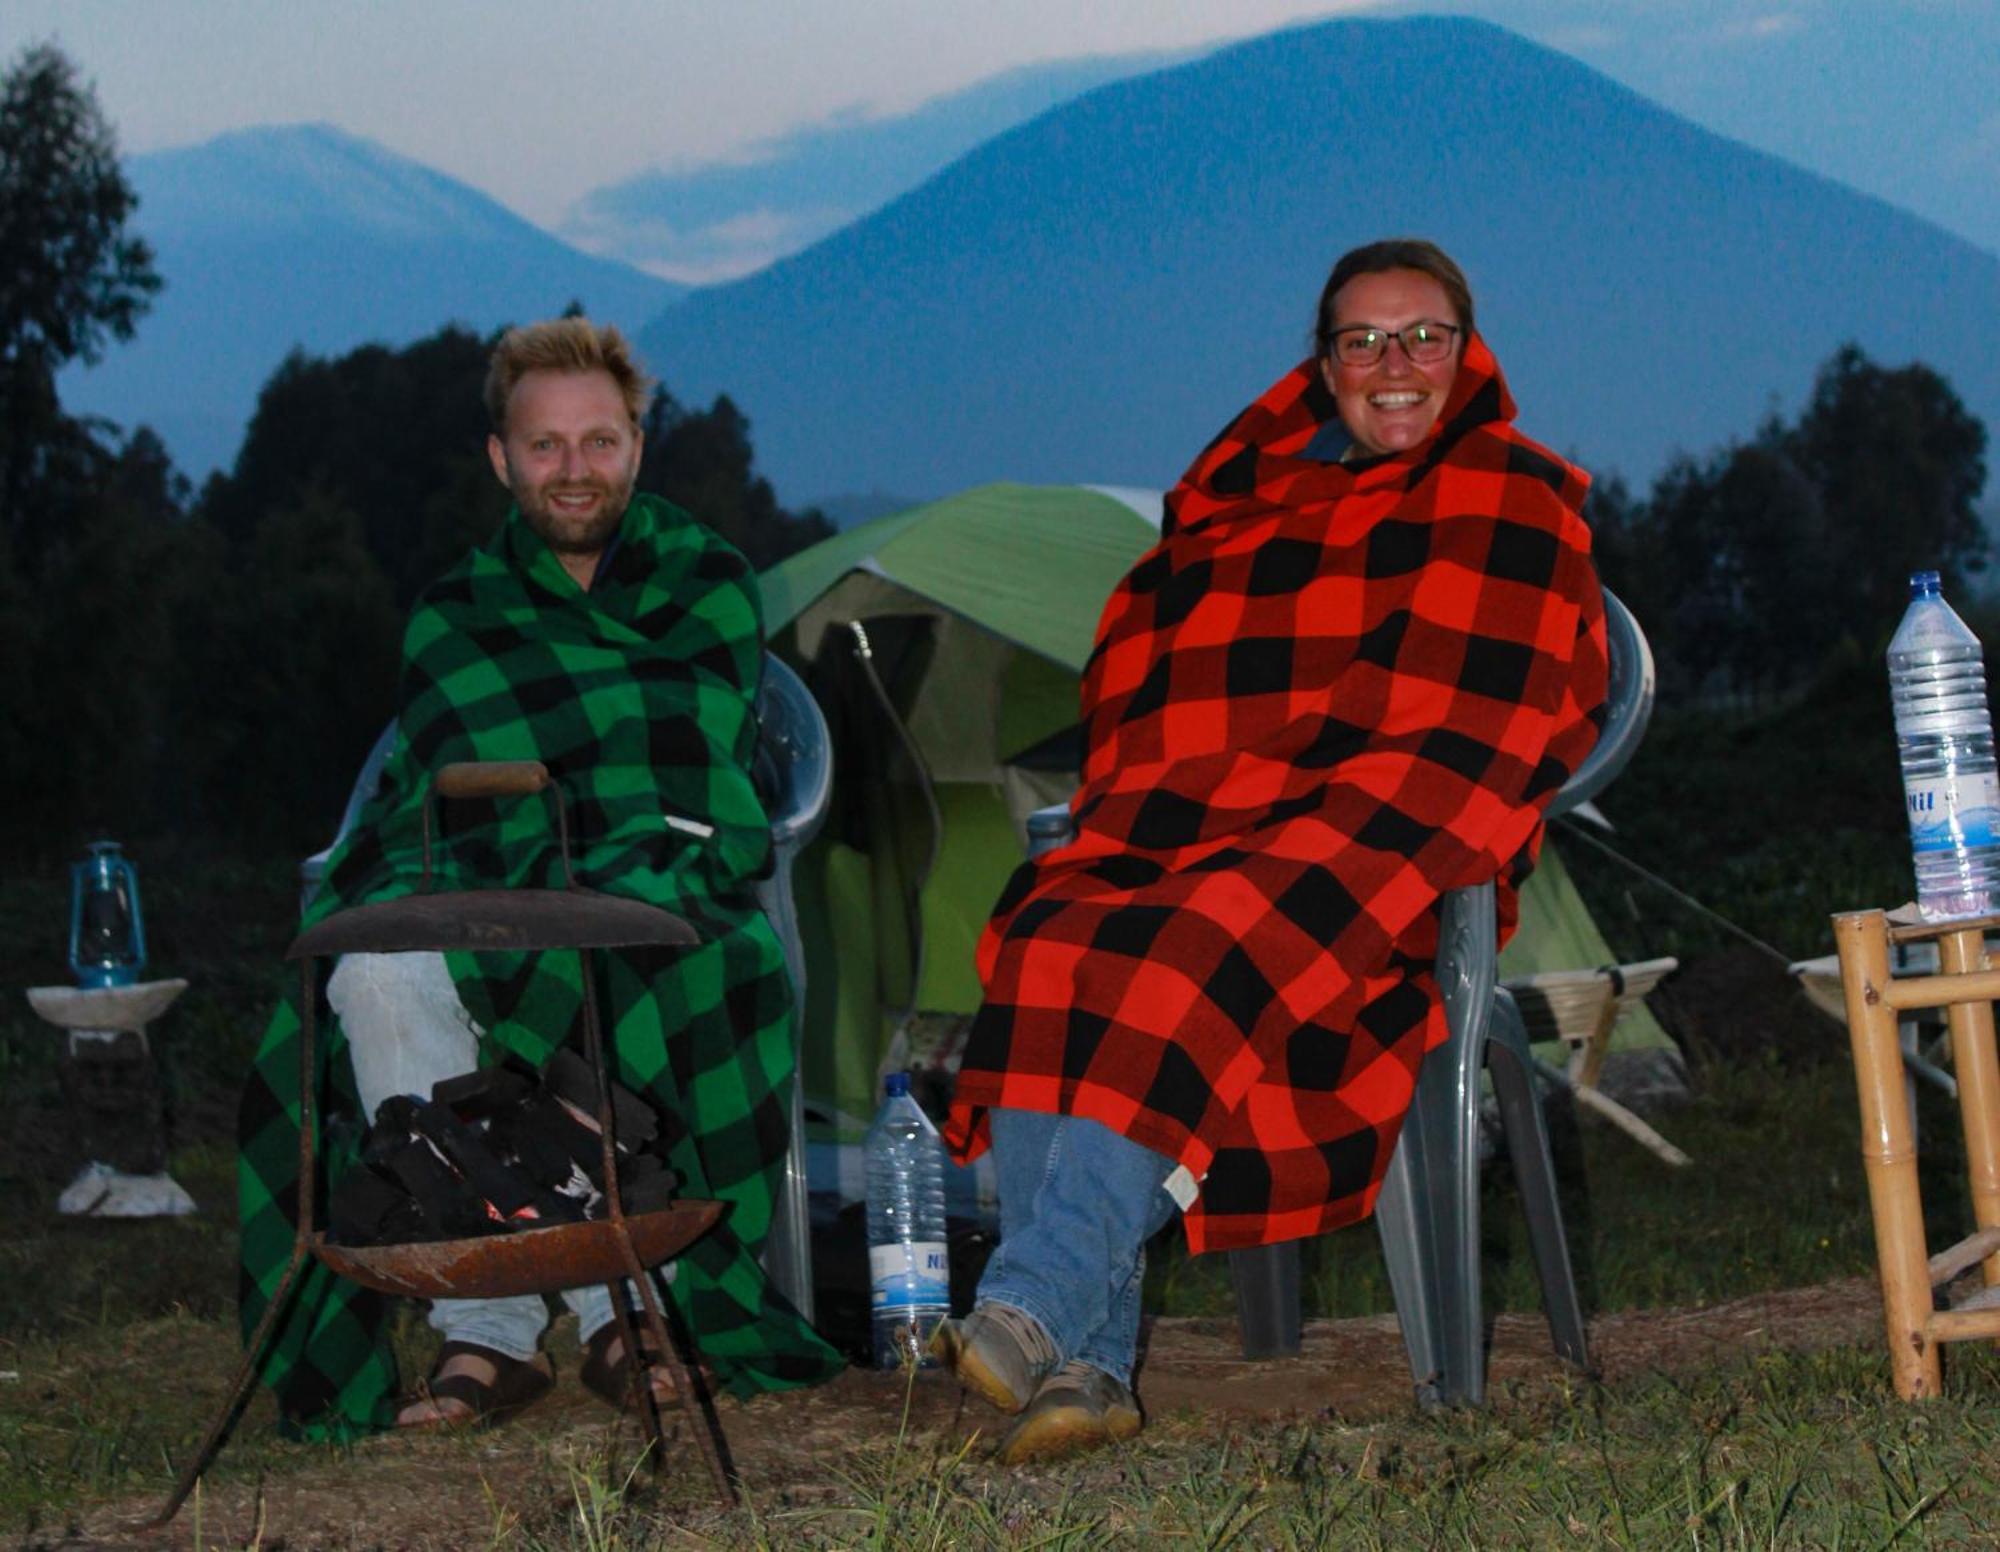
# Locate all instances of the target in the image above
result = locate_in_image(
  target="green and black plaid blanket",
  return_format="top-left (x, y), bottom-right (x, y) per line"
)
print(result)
top-left (236, 493), bottom-right (842, 1438)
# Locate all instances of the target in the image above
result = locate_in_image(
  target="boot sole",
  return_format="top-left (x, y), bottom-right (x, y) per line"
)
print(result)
top-left (1000, 1401), bottom-right (1113, 1465)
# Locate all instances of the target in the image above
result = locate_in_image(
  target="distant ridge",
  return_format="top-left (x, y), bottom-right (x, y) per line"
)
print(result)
top-left (639, 15), bottom-right (2000, 504)
top-left (62, 124), bottom-right (684, 479)
top-left (565, 49), bottom-right (1181, 283)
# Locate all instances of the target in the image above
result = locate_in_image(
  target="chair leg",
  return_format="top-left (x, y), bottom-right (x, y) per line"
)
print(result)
top-left (1229, 1241), bottom-right (1302, 1359)
top-left (149, 1238), bottom-right (311, 1527)
top-left (1375, 1124), bottom-right (1446, 1406)
top-left (1425, 1036), bottom-right (1488, 1407)
top-left (1486, 993), bottom-right (1590, 1372)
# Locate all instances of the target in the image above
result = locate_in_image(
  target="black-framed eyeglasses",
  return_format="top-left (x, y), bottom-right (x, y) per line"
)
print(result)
top-left (1328, 321), bottom-right (1459, 367)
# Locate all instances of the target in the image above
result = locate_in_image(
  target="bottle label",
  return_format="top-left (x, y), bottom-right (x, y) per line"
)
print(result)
top-left (869, 1241), bottom-right (950, 1308)
top-left (1905, 770), bottom-right (2000, 852)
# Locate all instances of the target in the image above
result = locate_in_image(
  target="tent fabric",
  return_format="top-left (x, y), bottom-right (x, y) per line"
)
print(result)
top-left (765, 483), bottom-right (1159, 671)
top-left (761, 483), bottom-right (1671, 1143)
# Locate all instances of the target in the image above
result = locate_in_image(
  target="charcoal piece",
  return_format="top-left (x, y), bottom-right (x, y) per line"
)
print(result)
top-left (329, 1162), bottom-right (426, 1245)
top-left (540, 1048), bottom-right (659, 1146)
top-left (406, 1096), bottom-right (551, 1223)
top-left (615, 1154), bottom-right (681, 1215)
top-left (509, 1086), bottom-right (613, 1159)
top-left (495, 1102), bottom-right (603, 1202)
top-left (430, 1064), bottom-right (534, 1120)
top-left (374, 1135), bottom-right (502, 1239)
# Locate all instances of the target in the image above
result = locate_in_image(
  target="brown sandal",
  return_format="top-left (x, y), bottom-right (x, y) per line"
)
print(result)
top-left (580, 1321), bottom-right (709, 1412)
top-left (400, 1340), bottom-right (554, 1429)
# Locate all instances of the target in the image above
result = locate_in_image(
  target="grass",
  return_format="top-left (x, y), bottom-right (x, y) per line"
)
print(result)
top-left (478, 1345), bottom-right (2000, 1549)
top-left (3, 858), bottom-right (1998, 1545)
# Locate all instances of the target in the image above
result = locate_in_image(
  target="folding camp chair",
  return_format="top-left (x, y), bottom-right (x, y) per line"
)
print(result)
top-left (1028, 588), bottom-right (1657, 1406)
top-left (1506, 958), bottom-right (1679, 1092)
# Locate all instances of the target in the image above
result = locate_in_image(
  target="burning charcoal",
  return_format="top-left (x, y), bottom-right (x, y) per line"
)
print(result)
top-left (373, 1134), bottom-right (502, 1239)
top-left (406, 1095), bottom-right (576, 1227)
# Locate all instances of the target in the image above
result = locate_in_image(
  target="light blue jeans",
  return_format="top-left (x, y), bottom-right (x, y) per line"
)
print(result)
top-left (329, 951), bottom-right (652, 1361)
top-left (976, 1108), bottom-right (1180, 1385)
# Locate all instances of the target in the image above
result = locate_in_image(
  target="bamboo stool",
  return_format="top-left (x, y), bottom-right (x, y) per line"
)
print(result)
top-left (1831, 908), bottom-right (2000, 1398)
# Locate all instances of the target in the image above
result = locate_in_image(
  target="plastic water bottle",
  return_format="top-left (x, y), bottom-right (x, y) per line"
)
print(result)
top-left (1888, 570), bottom-right (2000, 920)
top-left (864, 1072), bottom-right (950, 1368)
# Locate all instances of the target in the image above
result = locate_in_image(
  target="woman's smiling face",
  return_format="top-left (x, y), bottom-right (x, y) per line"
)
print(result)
top-left (1320, 268), bottom-right (1463, 459)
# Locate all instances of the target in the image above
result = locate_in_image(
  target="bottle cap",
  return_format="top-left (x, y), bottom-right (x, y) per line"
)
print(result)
top-left (883, 1071), bottom-right (911, 1097)
top-left (1910, 569), bottom-right (1942, 596)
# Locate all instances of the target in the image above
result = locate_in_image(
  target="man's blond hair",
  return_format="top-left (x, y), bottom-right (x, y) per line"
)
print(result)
top-left (484, 318), bottom-right (653, 432)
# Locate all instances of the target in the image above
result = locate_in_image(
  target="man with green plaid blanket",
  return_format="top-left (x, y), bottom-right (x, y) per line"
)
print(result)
top-left (236, 318), bottom-right (842, 1435)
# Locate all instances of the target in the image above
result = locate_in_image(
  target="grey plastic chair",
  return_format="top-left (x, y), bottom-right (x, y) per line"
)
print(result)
top-left (749, 654), bottom-right (833, 1322)
top-left (1030, 588), bottom-right (1655, 1407)
top-left (298, 651), bottom-right (831, 1324)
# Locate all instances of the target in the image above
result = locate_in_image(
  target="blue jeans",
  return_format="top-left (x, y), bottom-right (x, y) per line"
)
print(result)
top-left (976, 1108), bottom-right (1180, 1385)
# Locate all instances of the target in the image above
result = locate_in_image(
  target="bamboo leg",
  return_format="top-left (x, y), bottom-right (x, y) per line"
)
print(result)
top-left (1834, 912), bottom-right (1941, 1399)
top-left (1937, 928), bottom-right (2000, 1290)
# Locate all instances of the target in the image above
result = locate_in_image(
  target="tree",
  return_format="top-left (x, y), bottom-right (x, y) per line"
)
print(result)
top-left (200, 327), bottom-right (504, 604)
top-left (0, 43), bottom-right (160, 553)
top-left (1788, 345), bottom-right (1989, 629)
top-left (639, 390), bottom-right (833, 569)
top-left (1592, 345), bottom-right (1989, 701)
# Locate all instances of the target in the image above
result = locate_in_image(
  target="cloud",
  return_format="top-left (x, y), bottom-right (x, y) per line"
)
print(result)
top-left (563, 203), bottom-right (858, 287)
top-left (1713, 13), bottom-right (1805, 43)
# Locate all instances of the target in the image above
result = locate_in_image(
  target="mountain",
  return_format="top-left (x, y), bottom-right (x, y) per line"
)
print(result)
top-left (563, 50), bottom-right (1180, 284)
top-left (571, 1), bottom-right (2000, 291)
top-left (638, 15), bottom-right (2000, 506)
top-left (62, 124), bottom-right (685, 480)
top-left (1464, 0), bottom-right (2000, 262)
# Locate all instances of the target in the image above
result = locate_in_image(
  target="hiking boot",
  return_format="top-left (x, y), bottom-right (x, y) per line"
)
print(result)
top-left (928, 1301), bottom-right (1057, 1414)
top-left (997, 1361), bottom-right (1142, 1465)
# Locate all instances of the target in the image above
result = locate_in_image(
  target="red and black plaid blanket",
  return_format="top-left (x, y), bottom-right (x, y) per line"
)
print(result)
top-left (945, 335), bottom-right (1607, 1251)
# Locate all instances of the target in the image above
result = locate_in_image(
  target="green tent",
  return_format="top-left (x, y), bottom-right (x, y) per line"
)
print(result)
top-left (760, 482), bottom-right (1673, 1144)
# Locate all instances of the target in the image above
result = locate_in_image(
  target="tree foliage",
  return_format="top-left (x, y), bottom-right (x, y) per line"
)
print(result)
top-left (0, 42), bottom-right (159, 553)
top-left (1593, 345), bottom-right (1989, 701)
top-left (640, 389), bottom-right (834, 570)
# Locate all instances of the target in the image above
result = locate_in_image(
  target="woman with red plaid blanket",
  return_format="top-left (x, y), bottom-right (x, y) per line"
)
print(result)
top-left (933, 239), bottom-right (1608, 1462)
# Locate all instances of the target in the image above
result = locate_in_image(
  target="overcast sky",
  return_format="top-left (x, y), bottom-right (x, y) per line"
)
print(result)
top-left (3, 0), bottom-right (1358, 227)
top-left (4, 1), bottom-right (1993, 246)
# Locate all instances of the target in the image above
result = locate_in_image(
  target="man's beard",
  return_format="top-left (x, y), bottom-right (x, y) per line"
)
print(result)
top-left (514, 471), bottom-right (637, 557)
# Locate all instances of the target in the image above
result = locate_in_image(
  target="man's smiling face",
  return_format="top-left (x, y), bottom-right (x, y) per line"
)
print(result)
top-left (488, 368), bottom-right (643, 563)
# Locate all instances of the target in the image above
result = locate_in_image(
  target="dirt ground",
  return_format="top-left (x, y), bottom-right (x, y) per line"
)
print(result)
top-left (27, 1275), bottom-right (1893, 1551)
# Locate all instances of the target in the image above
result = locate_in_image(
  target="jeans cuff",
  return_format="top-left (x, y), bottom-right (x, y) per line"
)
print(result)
top-left (975, 1290), bottom-right (1072, 1370)
top-left (427, 1296), bottom-right (545, 1362)
top-left (1069, 1345), bottom-right (1135, 1386)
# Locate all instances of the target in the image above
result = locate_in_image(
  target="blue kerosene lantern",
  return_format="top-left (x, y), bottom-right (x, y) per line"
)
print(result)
top-left (69, 840), bottom-right (147, 988)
